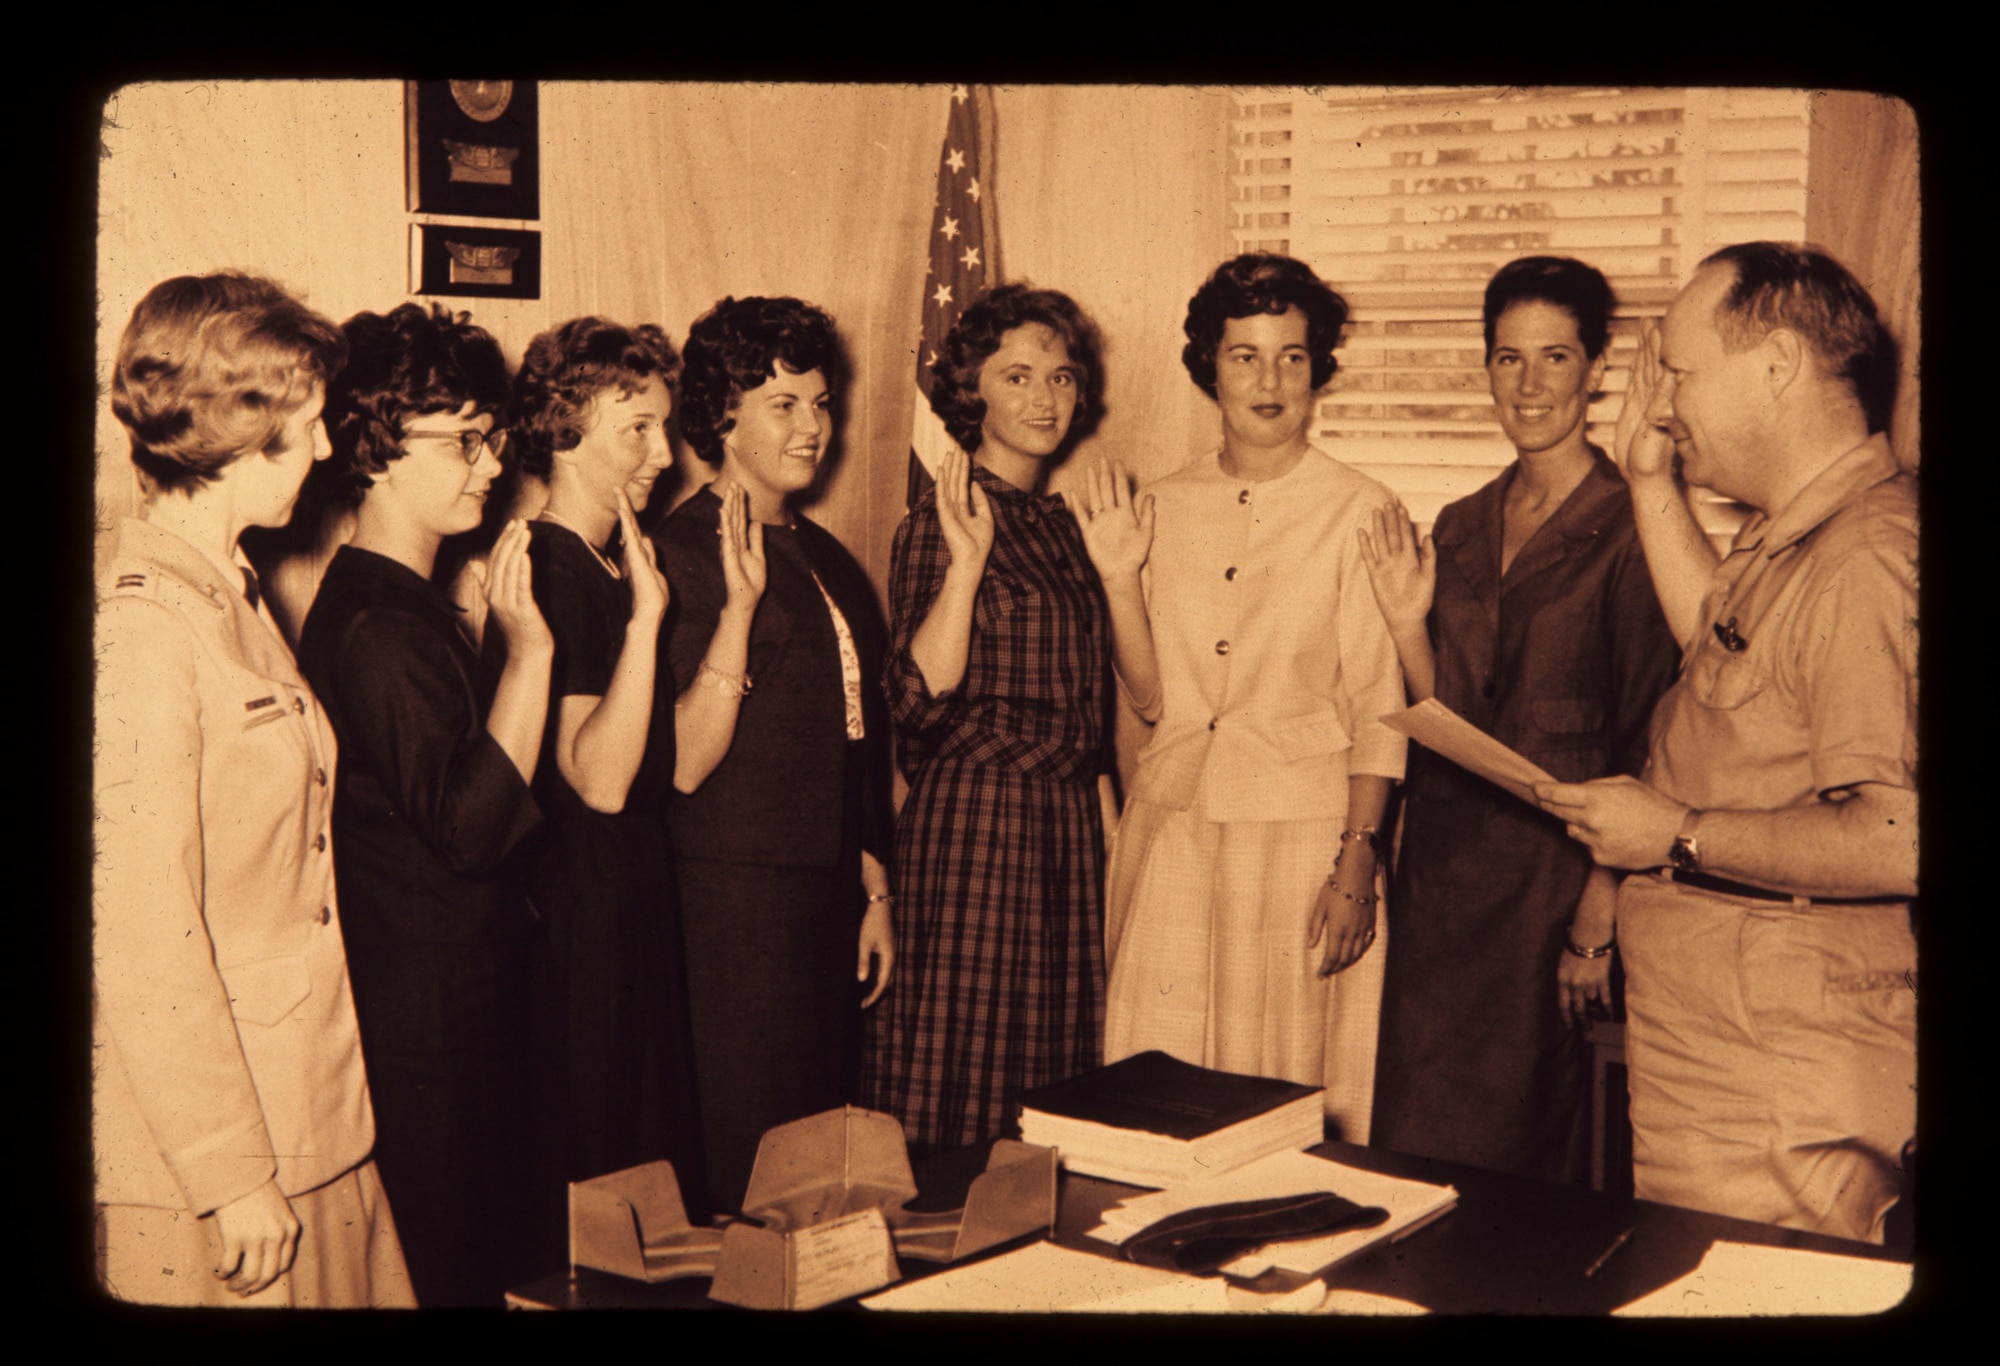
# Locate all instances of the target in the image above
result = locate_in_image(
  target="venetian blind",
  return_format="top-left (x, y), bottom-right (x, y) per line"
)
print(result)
top-left (1228, 86), bottom-right (1812, 545)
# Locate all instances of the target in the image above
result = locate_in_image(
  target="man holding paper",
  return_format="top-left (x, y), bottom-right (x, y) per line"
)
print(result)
top-left (1537, 243), bottom-right (1916, 1244)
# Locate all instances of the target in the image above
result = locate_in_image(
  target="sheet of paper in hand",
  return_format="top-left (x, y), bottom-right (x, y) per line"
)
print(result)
top-left (1381, 698), bottom-right (1555, 805)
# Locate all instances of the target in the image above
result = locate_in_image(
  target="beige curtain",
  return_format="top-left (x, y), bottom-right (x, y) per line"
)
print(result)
top-left (1805, 91), bottom-right (1921, 469)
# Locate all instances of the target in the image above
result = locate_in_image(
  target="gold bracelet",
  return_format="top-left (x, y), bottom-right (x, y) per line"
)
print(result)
top-left (1339, 826), bottom-right (1382, 854)
top-left (866, 893), bottom-right (895, 906)
top-left (1323, 872), bottom-right (1378, 907)
top-left (698, 662), bottom-right (754, 698)
top-left (1564, 936), bottom-right (1615, 960)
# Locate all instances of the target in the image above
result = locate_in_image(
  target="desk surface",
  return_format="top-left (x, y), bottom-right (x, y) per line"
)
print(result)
top-left (510, 1138), bottom-right (1908, 1314)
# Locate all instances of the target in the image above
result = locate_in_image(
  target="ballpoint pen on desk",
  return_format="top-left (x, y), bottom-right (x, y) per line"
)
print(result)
top-left (1583, 1228), bottom-right (1633, 1278)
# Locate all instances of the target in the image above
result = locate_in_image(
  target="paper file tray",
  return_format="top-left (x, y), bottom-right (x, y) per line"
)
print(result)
top-left (568, 1160), bottom-right (725, 1283)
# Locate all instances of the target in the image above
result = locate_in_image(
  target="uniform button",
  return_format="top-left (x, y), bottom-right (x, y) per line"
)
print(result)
top-left (315, 832), bottom-right (328, 852)
top-left (318, 906), bottom-right (331, 925)
top-left (1237, 489), bottom-right (1251, 505)
top-left (293, 696), bottom-right (307, 714)
top-left (1224, 566), bottom-right (1238, 581)
top-left (316, 767), bottom-right (328, 787)
top-left (1482, 680), bottom-right (1496, 699)
top-left (1215, 640), bottom-right (1230, 656)
top-left (1208, 717), bottom-right (1219, 731)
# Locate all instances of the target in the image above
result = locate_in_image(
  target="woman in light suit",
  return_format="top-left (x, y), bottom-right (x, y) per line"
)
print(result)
top-left (1077, 254), bottom-right (1407, 1141)
top-left (94, 272), bottom-right (412, 1306)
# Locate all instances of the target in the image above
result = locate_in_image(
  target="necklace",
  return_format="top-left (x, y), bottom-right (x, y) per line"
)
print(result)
top-left (535, 509), bottom-right (622, 579)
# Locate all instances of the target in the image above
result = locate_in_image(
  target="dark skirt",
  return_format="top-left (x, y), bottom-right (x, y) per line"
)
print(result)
top-left (1371, 767), bottom-right (1595, 1185)
top-left (526, 791), bottom-right (710, 1246)
top-left (675, 741), bottom-right (867, 1215)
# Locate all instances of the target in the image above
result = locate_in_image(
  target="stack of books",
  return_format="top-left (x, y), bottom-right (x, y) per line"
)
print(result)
top-left (1016, 1051), bottom-right (1325, 1188)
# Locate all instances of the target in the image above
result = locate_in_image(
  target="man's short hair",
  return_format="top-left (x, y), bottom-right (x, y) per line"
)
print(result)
top-left (1700, 242), bottom-right (1898, 433)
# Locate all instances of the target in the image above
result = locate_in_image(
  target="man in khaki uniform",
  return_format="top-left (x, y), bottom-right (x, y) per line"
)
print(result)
top-left (1539, 242), bottom-right (1916, 1244)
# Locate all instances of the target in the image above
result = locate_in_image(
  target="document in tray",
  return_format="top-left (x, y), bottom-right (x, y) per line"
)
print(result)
top-left (1381, 698), bottom-right (1554, 805)
top-left (1613, 1241), bottom-right (1912, 1316)
top-left (1088, 1149), bottom-right (1457, 1278)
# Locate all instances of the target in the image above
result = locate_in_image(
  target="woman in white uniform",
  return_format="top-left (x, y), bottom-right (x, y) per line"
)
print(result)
top-left (1075, 253), bottom-right (1407, 1140)
top-left (93, 272), bottom-right (412, 1306)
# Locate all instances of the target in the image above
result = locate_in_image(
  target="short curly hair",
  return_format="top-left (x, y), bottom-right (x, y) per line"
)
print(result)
top-left (929, 283), bottom-right (1106, 455)
top-left (678, 296), bottom-right (846, 468)
top-left (112, 271), bottom-right (347, 496)
top-left (322, 302), bottom-right (511, 503)
top-left (509, 317), bottom-right (680, 479)
top-left (1700, 241), bottom-right (1898, 433)
top-left (1181, 254), bottom-right (1348, 399)
top-left (1482, 256), bottom-right (1617, 362)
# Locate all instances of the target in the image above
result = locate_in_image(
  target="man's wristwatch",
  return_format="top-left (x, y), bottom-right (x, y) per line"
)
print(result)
top-left (1668, 807), bottom-right (1704, 874)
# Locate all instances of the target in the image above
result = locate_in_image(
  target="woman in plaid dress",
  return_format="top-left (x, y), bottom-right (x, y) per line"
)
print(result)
top-left (862, 285), bottom-right (1115, 1156)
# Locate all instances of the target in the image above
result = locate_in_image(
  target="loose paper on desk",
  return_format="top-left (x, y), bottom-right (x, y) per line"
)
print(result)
top-left (1613, 1241), bottom-right (1912, 1317)
top-left (1381, 699), bottom-right (1554, 806)
top-left (859, 1240), bottom-right (1423, 1315)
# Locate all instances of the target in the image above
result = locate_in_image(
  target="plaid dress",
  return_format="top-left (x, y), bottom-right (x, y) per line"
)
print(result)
top-left (861, 465), bottom-right (1112, 1156)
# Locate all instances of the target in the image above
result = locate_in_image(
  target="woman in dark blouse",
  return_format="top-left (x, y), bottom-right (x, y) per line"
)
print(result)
top-left (1361, 257), bottom-right (1680, 1184)
top-left (651, 296), bottom-right (894, 1214)
top-left (860, 284), bottom-right (1115, 1157)
top-left (297, 302), bottom-right (551, 1306)
top-left (504, 316), bottom-right (708, 1228)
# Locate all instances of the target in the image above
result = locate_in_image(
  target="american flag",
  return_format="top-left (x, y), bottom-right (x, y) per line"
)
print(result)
top-left (907, 84), bottom-right (998, 507)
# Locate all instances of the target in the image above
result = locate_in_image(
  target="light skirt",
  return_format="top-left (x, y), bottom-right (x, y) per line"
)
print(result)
top-left (1104, 794), bottom-right (1386, 1143)
top-left (97, 1160), bottom-right (416, 1308)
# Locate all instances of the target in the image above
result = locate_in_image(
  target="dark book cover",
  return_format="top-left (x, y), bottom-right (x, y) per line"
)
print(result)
top-left (1018, 1052), bottom-right (1322, 1140)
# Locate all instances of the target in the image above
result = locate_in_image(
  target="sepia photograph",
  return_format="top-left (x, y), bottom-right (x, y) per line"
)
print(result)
top-left (87, 80), bottom-right (1924, 1320)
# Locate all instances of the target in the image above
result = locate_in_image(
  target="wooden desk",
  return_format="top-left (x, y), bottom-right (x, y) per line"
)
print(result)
top-left (509, 1138), bottom-right (1908, 1314)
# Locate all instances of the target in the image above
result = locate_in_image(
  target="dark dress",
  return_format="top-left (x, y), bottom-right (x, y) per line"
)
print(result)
top-left (297, 544), bottom-right (543, 1307)
top-left (651, 487), bottom-right (893, 1214)
top-left (510, 521), bottom-right (710, 1242)
top-left (1371, 454), bottom-right (1680, 1184)
top-left (860, 466), bottom-right (1113, 1157)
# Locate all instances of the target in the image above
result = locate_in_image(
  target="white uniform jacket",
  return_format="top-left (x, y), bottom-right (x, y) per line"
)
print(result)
top-left (93, 517), bottom-right (374, 1215)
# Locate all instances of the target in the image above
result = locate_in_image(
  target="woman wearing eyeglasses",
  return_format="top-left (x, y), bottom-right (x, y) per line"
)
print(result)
top-left (297, 302), bottom-right (551, 1307)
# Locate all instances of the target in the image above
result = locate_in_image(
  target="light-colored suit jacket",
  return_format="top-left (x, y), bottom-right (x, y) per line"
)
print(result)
top-left (1128, 446), bottom-right (1407, 822)
top-left (93, 517), bottom-right (373, 1214)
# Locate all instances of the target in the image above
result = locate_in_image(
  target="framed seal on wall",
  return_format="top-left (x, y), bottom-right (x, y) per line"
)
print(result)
top-left (406, 79), bottom-right (540, 220)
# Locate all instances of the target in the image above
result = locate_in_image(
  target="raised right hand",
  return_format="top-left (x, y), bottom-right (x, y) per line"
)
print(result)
top-left (1614, 322), bottom-right (1676, 482)
top-left (1065, 458), bottom-right (1154, 581)
top-left (617, 489), bottom-right (669, 627)
top-left (935, 447), bottom-right (995, 569)
top-left (211, 1178), bottom-right (300, 1298)
top-left (715, 478), bottom-right (767, 613)
top-left (485, 518), bottom-right (553, 655)
top-left (1357, 503), bottom-right (1435, 631)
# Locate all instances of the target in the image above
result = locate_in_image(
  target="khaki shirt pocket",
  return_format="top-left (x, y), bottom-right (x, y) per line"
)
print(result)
top-left (219, 954), bottom-right (313, 1028)
top-left (1686, 644), bottom-right (1770, 712)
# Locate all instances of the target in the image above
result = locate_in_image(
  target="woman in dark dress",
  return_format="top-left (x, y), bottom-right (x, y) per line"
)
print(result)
top-left (298, 302), bottom-right (551, 1306)
top-left (1361, 257), bottom-right (1680, 1184)
top-left (651, 296), bottom-right (895, 1214)
top-left (505, 317), bottom-right (709, 1234)
top-left (860, 284), bottom-right (1115, 1157)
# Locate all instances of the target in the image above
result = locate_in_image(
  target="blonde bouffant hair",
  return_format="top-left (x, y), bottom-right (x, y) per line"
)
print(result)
top-left (112, 271), bottom-right (346, 494)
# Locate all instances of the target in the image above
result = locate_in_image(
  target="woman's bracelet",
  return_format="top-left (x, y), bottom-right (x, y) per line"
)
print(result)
top-left (866, 893), bottom-right (895, 907)
top-left (1323, 872), bottom-right (1377, 907)
top-left (697, 662), bottom-right (754, 698)
top-left (1338, 825), bottom-right (1382, 854)
top-left (1564, 936), bottom-right (1615, 960)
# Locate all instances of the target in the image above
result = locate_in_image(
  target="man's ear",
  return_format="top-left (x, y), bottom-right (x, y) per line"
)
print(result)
top-left (1761, 327), bottom-right (1807, 397)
